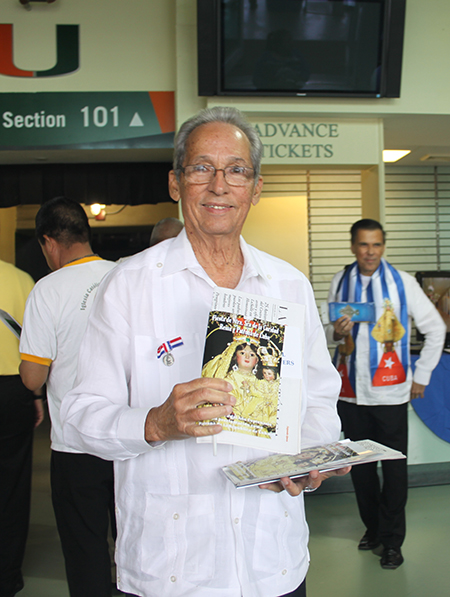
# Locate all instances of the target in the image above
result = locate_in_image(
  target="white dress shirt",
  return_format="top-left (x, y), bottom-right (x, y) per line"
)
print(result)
top-left (62, 230), bottom-right (341, 597)
top-left (326, 266), bottom-right (446, 406)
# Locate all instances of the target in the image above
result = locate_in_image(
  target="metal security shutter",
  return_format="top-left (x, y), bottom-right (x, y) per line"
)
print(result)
top-left (385, 166), bottom-right (438, 274)
top-left (308, 170), bottom-right (362, 303)
top-left (260, 167), bottom-right (308, 198)
top-left (437, 166), bottom-right (450, 271)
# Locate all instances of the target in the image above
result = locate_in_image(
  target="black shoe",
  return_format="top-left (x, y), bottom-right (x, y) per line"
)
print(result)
top-left (358, 532), bottom-right (380, 550)
top-left (380, 547), bottom-right (404, 569)
top-left (2, 577), bottom-right (24, 597)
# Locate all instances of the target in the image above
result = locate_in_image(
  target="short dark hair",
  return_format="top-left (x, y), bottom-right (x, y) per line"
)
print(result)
top-left (350, 219), bottom-right (386, 244)
top-left (35, 196), bottom-right (91, 246)
top-left (173, 106), bottom-right (263, 180)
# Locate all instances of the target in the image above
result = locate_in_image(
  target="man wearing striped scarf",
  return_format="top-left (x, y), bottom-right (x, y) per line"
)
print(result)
top-left (327, 219), bottom-right (445, 570)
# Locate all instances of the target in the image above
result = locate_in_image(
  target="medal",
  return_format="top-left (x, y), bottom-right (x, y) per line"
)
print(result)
top-left (163, 352), bottom-right (175, 366)
top-left (157, 336), bottom-right (183, 364)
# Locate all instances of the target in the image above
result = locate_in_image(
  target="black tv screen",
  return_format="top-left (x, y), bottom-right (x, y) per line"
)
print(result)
top-left (198, 0), bottom-right (406, 98)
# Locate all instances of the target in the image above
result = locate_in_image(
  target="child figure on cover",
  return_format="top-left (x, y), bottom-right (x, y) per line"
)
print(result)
top-left (250, 342), bottom-right (282, 431)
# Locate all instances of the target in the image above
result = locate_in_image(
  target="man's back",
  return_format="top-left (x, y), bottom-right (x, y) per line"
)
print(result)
top-left (20, 256), bottom-right (115, 452)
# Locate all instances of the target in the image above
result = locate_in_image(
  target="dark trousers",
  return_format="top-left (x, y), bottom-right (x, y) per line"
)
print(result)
top-left (338, 400), bottom-right (408, 549)
top-left (281, 579), bottom-right (306, 596)
top-left (51, 450), bottom-right (116, 597)
top-left (0, 375), bottom-right (35, 597)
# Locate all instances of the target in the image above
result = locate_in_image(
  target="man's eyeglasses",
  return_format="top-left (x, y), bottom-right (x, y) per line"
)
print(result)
top-left (179, 164), bottom-right (255, 187)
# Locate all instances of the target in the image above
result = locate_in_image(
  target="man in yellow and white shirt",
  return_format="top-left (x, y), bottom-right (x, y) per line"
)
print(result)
top-left (19, 197), bottom-right (116, 597)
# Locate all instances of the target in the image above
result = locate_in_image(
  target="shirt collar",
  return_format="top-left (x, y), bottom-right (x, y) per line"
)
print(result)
top-left (62, 255), bottom-right (102, 268)
top-left (161, 228), bottom-right (267, 287)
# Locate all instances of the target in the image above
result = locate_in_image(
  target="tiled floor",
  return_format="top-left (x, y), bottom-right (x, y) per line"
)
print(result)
top-left (305, 484), bottom-right (450, 597)
top-left (19, 410), bottom-right (450, 596)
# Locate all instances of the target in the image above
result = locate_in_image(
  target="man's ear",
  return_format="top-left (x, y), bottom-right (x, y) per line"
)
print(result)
top-left (168, 170), bottom-right (181, 203)
top-left (42, 235), bottom-right (56, 253)
top-left (251, 176), bottom-right (263, 206)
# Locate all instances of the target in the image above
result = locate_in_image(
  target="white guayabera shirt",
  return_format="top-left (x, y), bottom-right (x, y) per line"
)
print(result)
top-left (62, 230), bottom-right (341, 597)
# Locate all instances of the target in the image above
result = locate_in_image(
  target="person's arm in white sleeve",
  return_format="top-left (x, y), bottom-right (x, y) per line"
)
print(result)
top-left (403, 273), bottom-right (446, 395)
top-left (19, 283), bottom-right (55, 391)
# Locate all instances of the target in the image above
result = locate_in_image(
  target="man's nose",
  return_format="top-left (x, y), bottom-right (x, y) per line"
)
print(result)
top-left (208, 169), bottom-right (228, 193)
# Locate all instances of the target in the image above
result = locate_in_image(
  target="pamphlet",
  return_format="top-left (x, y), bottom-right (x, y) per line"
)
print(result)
top-left (329, 301), bottom-right (376, 323)
top-left (0, 308), bottom-right (22, 339)
top-left (222, 439), bottom-right (405, 488)
top-left (197, 287), bottom-right (305, 454)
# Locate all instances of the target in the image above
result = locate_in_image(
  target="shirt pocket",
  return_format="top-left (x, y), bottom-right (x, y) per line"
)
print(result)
top-left (252, 492), bottom-right (290, 573)
top-left (140, 493), bottom-right (216, 583)
top-left (134, 333), bottom-right (203, 408)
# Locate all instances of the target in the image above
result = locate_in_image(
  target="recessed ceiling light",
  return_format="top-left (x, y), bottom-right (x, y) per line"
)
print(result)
top-left (382, 149), bottom-right (411, 163)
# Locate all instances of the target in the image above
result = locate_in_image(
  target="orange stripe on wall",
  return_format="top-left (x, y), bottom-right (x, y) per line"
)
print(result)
top-left (149, 91), bottom-right (175, 134)
top-left (0, 24), bottom-right (33, 77)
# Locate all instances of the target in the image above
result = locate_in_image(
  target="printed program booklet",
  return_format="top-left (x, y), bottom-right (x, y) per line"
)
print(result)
top-left (197, 287), bottom-right (305, 454)
top-left (222, 439), bottom-right (406, 488)
top-left (0, 308), bottom-right (22, 339)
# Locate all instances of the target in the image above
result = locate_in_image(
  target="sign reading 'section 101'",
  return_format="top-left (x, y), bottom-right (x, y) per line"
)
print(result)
top-left (254, 122), bottom-right (339, 160)
top-left (0, 92), bottom-right (174, 149)
top-left (3, 105), bottom-right (120, 130)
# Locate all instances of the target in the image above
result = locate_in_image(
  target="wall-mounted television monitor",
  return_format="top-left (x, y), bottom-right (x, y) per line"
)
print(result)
top-left (415, 271), bottom-right (450, 349)
top-left (198, 0), bottom-right (406, 98)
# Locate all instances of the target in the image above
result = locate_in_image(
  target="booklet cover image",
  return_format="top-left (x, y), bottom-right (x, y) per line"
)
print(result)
top-left (201, 311), bottom-right (285, 439)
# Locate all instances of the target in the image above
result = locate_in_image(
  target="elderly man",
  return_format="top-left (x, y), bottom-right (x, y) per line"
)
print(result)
top-left (327, 218), bottom-right (445, 570)
top-left (61, 107), bottom-right (347, 597)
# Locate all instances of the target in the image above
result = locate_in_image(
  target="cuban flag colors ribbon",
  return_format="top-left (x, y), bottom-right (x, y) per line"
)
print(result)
top-left (157, 337), bottom-right (184, 359)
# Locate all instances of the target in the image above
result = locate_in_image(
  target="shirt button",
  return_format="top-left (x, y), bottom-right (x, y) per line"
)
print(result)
top-left (267, 274), bottom-right (272, 279)
top-left (282, 569), bottom-right (287, 575)
top-left (170, 575), bottom-right (177, 583)
top-left (234, 517), bottom-right (239, 524)
top-left (173, 513), bottom-right (179, 520)
top-left (284, 511), bottom-right (289, 517)
top-left (157, 262), bottom-right (163, 268)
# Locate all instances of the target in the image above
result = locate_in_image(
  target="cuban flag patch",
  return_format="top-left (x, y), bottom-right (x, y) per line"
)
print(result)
top-left (157, 337), bottom-right (184, 358)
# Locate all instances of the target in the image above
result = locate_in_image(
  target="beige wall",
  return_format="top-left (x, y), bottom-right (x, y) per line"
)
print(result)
top-left (2, 0), bottom-right (450, 116)
top-left (242, 196), bottom-right (309, 277)
top-left (0, 0), bottom-right (176, 92)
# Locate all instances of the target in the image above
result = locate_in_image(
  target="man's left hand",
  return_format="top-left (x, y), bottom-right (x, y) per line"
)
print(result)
top-left (258, 466), bottom-right (351, 497)
top-left (410, 381), bottom-right (426, 400)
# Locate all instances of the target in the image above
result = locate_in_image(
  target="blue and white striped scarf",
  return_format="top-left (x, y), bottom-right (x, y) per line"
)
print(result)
top-left (333, 258), bottom-right (409, 392)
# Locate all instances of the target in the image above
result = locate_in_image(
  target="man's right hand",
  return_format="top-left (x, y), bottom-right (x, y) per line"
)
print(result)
top-left (333, 314), bottom-right (354, 341)
top-left (144, 378), bottom-right (235, 443)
